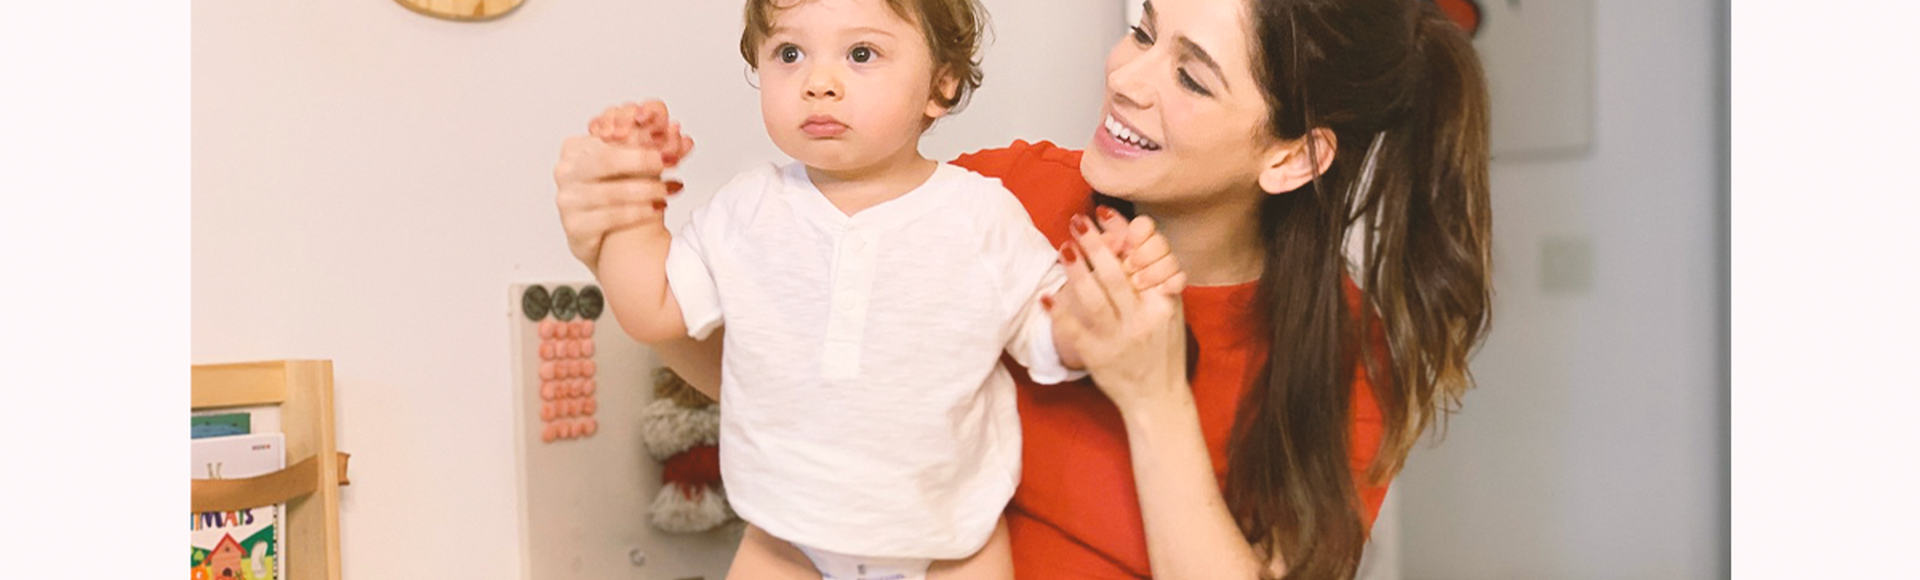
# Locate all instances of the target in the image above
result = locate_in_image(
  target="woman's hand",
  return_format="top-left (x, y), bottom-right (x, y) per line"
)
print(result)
top-left (552, 101), bottom-right (694, 270)
top-left (1048, 211), bottom-right (1191, 413)
top-left (1051, 207), bottom-right (1185, 370)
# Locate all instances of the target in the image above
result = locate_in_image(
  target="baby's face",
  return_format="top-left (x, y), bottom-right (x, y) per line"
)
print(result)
top-left (755, 0), bottom-right (949, 174)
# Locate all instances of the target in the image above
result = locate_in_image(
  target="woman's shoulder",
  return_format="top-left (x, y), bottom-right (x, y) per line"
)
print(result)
top-left (952, 139), bottom-right (1082, 176)
top-left (950, 140), bottom-right (1092, 244)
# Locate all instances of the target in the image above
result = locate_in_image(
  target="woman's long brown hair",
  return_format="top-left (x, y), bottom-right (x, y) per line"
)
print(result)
top-left (1231, 0), bottom-right (1492, 577)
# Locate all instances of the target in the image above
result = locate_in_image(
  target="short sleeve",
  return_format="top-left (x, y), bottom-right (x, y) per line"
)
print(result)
top-left (973, 176), bottom-right (1084, 384)
top-left (665, 217), bottom-right (723, 340)
top-left (664, 166), bottom-right (777, 341)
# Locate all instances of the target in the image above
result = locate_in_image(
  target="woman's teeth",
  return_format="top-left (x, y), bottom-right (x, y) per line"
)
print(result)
top-left (1105, 115), bottom-right (1162, 151)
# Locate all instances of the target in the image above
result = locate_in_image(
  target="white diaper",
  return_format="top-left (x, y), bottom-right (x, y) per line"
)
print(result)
top-left (794, 544), bottom-right (934, 580)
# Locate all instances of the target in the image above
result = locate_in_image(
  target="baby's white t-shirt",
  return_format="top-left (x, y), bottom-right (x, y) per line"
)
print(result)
top-left (663, 161), bottom-right (1077, 559)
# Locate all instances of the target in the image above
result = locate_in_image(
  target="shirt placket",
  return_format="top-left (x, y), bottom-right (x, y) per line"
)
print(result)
top-left (821, 226), bottom-right (874, 380)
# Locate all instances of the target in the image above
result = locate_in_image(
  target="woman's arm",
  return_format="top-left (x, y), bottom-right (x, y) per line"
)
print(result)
top-left (1121, 388), bottom-right (1271, 579)
top-left (1050, 215), bottom-right (1272, 579)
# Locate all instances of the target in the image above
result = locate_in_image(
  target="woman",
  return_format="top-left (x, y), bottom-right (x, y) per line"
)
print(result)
top-left (551, 0), bottom-right (1490, 577)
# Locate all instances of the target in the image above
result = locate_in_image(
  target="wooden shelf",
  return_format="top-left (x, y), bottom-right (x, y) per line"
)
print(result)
top-left (193, 360), bottom-right (344, 580)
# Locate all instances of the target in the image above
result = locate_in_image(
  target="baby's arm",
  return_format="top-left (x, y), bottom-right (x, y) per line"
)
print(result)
top-left (591, 103), bottom-right (699, 344)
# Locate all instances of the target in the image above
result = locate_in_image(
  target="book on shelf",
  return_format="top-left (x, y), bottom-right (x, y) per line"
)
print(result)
top-left (191, 433), bottom-right (285, 580)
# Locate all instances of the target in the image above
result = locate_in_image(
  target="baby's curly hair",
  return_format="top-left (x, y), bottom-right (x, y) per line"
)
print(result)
top-left (739, 0), bottom-right (987, 116)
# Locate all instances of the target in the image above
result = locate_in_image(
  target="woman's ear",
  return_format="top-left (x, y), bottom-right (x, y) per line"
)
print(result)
top-left (1257, 127), bottom-right (1337, 194)
top-left (924, 68), bottom-right (961, 119)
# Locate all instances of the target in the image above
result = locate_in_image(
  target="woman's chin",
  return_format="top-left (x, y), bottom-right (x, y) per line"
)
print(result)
top-left (1080, 151), bottom-right (1151, 200)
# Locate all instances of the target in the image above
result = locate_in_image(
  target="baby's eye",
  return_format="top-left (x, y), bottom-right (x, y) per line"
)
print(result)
top-left (776, 44), bottom-right (803, 64)
top-left (849, 46), bottom-right (875, 63)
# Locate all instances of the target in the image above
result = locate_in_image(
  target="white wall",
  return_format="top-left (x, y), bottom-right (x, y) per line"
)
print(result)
top-left (1395, 0), bottom-right (1724, 578)
top-left (191, 1), bottom-right (1118, 577)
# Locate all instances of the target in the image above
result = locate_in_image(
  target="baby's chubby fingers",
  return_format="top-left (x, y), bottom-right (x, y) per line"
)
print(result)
top-left (1122, 217), bottom-right (1184, 294)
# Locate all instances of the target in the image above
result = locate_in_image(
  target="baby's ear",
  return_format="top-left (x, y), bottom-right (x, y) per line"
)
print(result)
top-left (923, 67), bottom-right (962, 119)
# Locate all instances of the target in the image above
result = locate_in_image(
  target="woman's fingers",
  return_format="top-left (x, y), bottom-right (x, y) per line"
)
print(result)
top-left (1094, 206), bottom-right (1130, 256)
top-left (1045, 293), bottom-right (1093, 361)
top-left (1058, 242), bottom-right (1118, 334)
top-left (557, 136), bottom-right (665, 183)
top-left (1069, 214), bottom-right (1138, 317)
top-left (582, 142), bottom-right (668, 182)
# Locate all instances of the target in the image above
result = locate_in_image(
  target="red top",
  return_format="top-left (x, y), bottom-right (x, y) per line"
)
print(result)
top-left (952, 141), bottom-right (1390, 579)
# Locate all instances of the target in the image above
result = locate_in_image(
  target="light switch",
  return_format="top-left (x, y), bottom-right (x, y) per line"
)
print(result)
top-left (1540, 235), bottom-right (1593, 295)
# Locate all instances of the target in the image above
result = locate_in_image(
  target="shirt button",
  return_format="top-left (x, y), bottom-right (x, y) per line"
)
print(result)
top-left (848, 236), bottom-right (866, 251)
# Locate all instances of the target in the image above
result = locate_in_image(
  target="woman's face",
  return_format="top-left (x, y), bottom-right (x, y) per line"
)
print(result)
top-left (1082, 0), bottom-right (1278, 207)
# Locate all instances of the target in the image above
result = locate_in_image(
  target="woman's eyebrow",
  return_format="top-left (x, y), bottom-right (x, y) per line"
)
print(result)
top-left (1176, 36), bottom-right (1231, 91)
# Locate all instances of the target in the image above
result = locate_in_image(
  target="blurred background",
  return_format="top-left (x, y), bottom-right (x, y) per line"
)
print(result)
top-left (191, 0), bottom-right (1727, 578)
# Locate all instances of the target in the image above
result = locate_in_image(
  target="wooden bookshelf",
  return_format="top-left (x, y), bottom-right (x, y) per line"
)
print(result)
top-left (192, 360), bottom-right (346, 580)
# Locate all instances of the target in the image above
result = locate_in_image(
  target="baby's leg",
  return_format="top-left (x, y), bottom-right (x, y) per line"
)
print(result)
top-left (925, 516), bottom-right (1014, 580)
top-left (726, 524), bottom-right (821, 580)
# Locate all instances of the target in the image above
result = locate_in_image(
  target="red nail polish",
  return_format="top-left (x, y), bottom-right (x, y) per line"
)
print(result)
top-left (1070, 214), bottom-right (1091, 235)
top-left (1060, 243), bottom-right (1079, 264)
top-left (652, 200), bottom-right (668, 211)
top-left (1040, 295), bottom-right (1055, 310)
top-left (1096, 206), bottom-right (1120, 222)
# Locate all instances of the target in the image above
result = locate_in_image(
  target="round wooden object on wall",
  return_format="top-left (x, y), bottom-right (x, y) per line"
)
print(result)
top-left (394, 0), bottom-right (526, 21)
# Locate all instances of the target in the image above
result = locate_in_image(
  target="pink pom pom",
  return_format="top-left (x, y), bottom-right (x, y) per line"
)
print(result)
top-left (538, 320), bottom-right (557, 339)
top-left (582, 379), bottom-right (596, 396)
top-left (540, 381), bottom-right (557, 400)
top-left (538, 361), bottom-right (556, 381)
top-left (582, 418), bottom-right (599, 436)
top-left (581, 360), bottom-right (597, 377)
top-left (580, 320), bottom-right (595, 337)
top-left (583, 398), bottom-right (597, 415)
top-left (542, 423), bottom-right (559, 443)
top-left (581, 340), bottom-right (596, 357)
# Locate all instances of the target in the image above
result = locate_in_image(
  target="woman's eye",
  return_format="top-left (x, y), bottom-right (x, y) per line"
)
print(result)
top-left (1178, 69), bottom-right (1213, 97)
top-left (777, 45), bottom-right (803, 64)
top-left (1129, 25), bottom-right (1153, 45)
top-left (849, 46), bottom-right (874, 63)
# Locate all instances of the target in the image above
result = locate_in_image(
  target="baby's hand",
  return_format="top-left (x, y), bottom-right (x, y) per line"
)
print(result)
top-left (587, 100), bottom-right (697, 167)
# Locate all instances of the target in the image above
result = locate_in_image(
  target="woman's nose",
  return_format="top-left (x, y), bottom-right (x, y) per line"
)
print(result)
top-left (1106, 48), bottom-right (1154, 110)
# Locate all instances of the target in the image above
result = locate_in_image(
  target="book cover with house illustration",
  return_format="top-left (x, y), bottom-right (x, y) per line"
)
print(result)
top-left (191, 433), bottom-right (284, 580)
